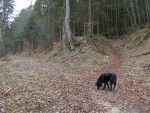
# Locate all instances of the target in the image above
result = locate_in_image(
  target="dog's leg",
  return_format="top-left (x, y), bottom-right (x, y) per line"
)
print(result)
top-left (106, 82), bottom-right (109, 89)
top-left (97, 86), bottom-right (100, 90)
top-left (109, 82), bottom-right (113, 90)
top-left (113, 82), bottom-right (116, 89)
top-left (103, 83), bottom-right (106, 90)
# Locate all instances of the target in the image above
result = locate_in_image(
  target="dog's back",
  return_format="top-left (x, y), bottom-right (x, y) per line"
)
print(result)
top-left (109, 73), bottom-right (117, 82)
top-left (99, 73), bottom-right (116, 82)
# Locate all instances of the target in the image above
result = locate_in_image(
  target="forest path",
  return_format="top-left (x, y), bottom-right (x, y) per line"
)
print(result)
top-left (0, 40), bottom-right (149, 113)
top-left (87, 39), bottom-right (149, 113)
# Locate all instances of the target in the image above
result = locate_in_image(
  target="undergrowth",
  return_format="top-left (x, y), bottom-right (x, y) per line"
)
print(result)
top-left (125, 28), bottom-right (150, 49)
top-left (87, 35), bottom-right (109, 55)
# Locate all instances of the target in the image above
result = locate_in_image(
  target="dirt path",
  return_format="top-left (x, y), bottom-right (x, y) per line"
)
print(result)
top-left (0, 40), bottom-right (149, 113)
top-left (96, 40), bottom-right (124, 73)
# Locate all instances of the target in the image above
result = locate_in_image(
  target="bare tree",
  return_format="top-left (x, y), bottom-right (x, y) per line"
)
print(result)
top-left (88, 0), bottom-right (92, 36)
top-left (1, 0), bottom-right (14, 55)
top-left (62, 0), bottom-right (74, 50)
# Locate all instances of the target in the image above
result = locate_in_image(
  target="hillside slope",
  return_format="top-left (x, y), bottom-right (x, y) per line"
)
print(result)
top-left (0, 36), bottom-right (149, 113)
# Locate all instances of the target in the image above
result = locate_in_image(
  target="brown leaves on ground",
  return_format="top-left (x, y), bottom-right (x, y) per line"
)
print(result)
top-left (0, 40), bottom-right (150, 113)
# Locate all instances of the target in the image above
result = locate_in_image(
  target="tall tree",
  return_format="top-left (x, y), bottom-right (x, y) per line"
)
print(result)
top-left (6, 0), bottom-right (150, 54)
top-left (1, 0), bottom-right (14, 55)
top-left (88, 0), bottom-right (92, 37)
top-left (62, 0), bottom-right (74, 50)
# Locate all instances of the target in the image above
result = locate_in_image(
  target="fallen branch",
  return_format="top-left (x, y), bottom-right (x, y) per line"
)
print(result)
top-left (132, 51), bottom-right (150, 57)
top-left (0, 88), bottom-right (13, 96)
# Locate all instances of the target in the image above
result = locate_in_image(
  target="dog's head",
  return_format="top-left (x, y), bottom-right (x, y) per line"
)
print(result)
top-left (96, 82), bottom-right (102, 90)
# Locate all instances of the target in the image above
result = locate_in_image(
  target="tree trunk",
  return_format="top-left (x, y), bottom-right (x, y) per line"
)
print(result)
top-left (115, 0), bottom-right (119, 36)
top-left (88, 0), bottom-right (92, 37)
top-left (1, 0), bottom-right (8, 56)
top-left (145, 0), bottom-right (150, 24)
top-left (130, 0), bottom-right (137, 26)
top-left (96, 1), bottom-right (100, 35)
top-left (135, 0), bottom-right (141, 25)
top-left (62, 0), bottom-right (74, 50)
top-left (123, 0), bottom-right (134, 28)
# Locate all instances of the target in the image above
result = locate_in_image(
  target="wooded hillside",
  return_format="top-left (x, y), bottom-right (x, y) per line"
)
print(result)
top-left (0, 0), bottom-right (150, 113)
top-left (0, 0), bottom-right (150, 55)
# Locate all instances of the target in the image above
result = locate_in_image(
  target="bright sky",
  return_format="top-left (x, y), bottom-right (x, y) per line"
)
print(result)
top-left (14, 0), bottom-right (36, 16)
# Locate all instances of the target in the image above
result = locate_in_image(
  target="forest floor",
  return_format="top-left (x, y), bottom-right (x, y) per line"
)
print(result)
top-left (0, 38), bottom-right (150, 113)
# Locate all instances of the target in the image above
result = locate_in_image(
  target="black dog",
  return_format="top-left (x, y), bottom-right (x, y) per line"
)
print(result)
top-left (96, 73), bottom-right (117, 90)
